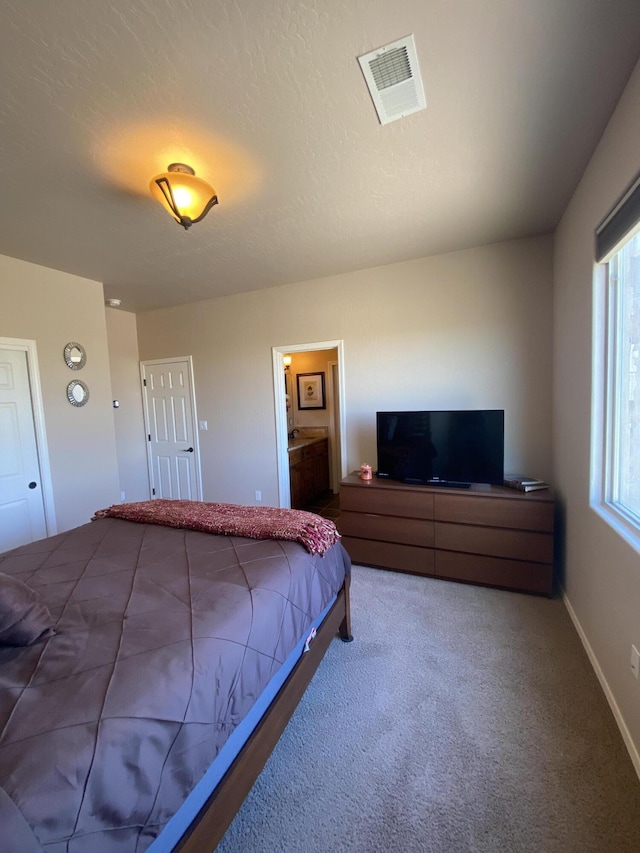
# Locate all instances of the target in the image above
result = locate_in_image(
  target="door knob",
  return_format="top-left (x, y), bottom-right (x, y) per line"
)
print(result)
top-left (182, 447), bottom-right (194, 453)
top-left (28, 481), bottom-right (38, 489)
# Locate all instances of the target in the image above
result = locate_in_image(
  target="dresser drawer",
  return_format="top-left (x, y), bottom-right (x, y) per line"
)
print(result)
top-left (435, 551), bottom-right (553, 595)
top-left (435, 521), bottom-right (553, 564)
top-left (340, 485), bottom-right (434, 519)
top-left (434, 494), bottom-right (554, 532)
top-left (338, 511), bottom-right (434, 547)
top-left (341, 536), bottom-right (435, 575)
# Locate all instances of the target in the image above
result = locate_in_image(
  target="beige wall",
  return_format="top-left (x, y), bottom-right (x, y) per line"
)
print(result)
top-left (136, 234), bottom-right (553, 507)
top-left (0, 254), bottom-right (119, 531)
top-left (553, 59), bottom-right (640, 768)
top-left (105, 308), bottom-right (150, 503)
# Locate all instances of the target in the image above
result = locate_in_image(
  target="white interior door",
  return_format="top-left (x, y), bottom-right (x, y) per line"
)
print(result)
top-left (0, 349), bottom-right (48, 551)
top-left (141, 358), bottom-right (202, 501)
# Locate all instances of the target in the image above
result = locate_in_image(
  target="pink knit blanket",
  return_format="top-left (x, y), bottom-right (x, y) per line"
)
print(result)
top-left (92, 499), bottom-right (341, 556)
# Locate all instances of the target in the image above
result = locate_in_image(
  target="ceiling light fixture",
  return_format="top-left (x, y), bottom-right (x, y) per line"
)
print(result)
top-left (149, 163), bottom-right (218, 230)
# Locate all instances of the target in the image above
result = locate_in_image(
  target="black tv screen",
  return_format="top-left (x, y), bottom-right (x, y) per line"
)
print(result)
top-left (376, 410), bottom-right (504, 487)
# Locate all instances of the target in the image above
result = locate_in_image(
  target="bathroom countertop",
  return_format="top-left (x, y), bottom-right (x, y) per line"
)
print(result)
top-left (287, 436), bottom-right (327, 453)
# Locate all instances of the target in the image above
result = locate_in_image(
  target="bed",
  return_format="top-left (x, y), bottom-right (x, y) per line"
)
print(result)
top-left (0, 500), bottom-right (352, 852)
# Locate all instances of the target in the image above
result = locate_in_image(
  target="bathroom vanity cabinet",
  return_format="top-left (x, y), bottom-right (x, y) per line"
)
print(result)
top-left (289, 438), bottom-right (330, 509)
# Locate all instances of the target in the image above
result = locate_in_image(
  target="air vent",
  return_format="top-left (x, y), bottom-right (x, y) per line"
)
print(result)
top-left (358, 35), bottom-right (426, 125)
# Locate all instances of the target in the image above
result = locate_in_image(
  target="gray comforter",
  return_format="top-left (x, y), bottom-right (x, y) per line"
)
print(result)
top-left (0, 517), bottom-right (350, 852)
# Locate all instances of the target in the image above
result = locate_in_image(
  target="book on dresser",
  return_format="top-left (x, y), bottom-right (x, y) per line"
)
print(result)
top-left (503, 474), bottom-right (550, 492)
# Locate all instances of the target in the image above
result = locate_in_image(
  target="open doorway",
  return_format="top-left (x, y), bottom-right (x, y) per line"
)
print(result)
top-left (272, 340), bottom-right (346, 509)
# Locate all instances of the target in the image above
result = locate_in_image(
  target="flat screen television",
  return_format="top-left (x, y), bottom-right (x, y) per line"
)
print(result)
top-left (376, 410), bottom-right (504, 487)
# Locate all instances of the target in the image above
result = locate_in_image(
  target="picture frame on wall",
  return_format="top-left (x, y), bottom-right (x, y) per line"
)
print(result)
top-left (297, 372), bottom-right (326, 410)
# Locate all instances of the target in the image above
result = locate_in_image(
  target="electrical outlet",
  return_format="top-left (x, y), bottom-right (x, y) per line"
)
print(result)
top-left (120, 491), bottom-right (126, 502)
top-left (631, 645), bottom-right (640, 680)
top-left (255, 491), bottom-right (262, 501)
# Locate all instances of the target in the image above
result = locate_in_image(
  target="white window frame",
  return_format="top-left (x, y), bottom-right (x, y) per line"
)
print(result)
top-left (592, 222), bottom-right (640, 555)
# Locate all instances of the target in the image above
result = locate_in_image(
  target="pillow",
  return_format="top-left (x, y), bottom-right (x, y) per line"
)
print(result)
top-left (0, 572), bottom-right (55, 647)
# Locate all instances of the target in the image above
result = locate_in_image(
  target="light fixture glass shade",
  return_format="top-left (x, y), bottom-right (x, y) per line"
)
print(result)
top-left (283, 355), bottom-right (292, 367)
top-left (149, 163), bottom-right (218, 229)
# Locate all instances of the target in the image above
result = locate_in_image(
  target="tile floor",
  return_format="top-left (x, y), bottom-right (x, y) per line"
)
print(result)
top-left (303, 490), bottom-right (340, 521)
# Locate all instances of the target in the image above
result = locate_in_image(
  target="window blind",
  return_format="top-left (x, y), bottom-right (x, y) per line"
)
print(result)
top-left (595, 171), bottom-right (640, 262)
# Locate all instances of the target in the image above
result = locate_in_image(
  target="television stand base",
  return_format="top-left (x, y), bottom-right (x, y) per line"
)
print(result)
top-left (403, 478), bottom-right (471, 489)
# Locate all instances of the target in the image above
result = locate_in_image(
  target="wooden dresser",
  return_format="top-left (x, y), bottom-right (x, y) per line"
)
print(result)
top-left (338, 473), bottom-right (555, 595)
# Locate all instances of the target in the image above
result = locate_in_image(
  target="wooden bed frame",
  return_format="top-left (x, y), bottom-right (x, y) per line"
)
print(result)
top-left (176, 574), bottom-right (353, 852)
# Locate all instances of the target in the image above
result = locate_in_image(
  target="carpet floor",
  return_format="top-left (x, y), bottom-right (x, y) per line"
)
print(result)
top-left (215, 565), bottom-right (640, 853)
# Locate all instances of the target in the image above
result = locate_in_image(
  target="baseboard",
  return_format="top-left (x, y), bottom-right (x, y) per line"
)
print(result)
top-left (561, 587), bottom-right (640, 781)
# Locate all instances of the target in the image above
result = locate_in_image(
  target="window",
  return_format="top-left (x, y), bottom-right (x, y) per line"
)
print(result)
top-left (594, 174), bottom-right (640, 549)
top-left (606, 236), bottom-right (640, 521)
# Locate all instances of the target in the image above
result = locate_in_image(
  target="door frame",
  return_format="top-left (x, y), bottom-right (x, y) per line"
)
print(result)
top-left (140, 356), bottom-right (204, 501)
top-left (327, 360), bottom-right (340, 492)
top-left (0, 337), bottom-right (57, 536)
top-left (272, 340), bottom-right (347, 508)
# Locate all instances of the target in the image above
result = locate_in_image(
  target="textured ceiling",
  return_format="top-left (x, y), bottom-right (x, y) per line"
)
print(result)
top-left (1, 0), bottom-right (639, 312)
